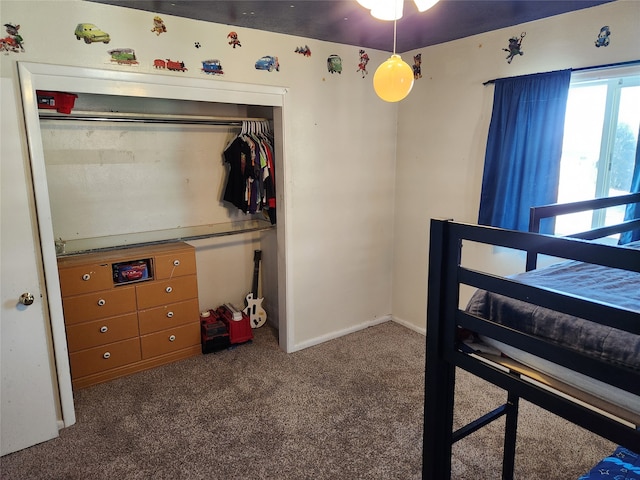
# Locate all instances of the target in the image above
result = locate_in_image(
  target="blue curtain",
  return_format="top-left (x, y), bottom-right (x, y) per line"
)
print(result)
top-left (619, 127), bottom-right (640, 245)
top-left (478, 70), bottom-right (571, 233)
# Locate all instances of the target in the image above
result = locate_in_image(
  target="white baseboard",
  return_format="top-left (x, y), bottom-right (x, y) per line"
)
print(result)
top-left (391, 316), bottom-right (426, 336)
top-left (291, 314), bottom-right (392, 352)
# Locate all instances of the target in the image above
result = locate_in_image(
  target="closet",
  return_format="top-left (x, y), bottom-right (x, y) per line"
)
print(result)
top-left (18, 62), bottom-right (288, 409)
top-left (42, 93), bottom-right (277, 306)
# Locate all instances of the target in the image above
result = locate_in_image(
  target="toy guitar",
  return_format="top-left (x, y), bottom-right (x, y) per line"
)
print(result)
top-left (244, 249), bottom-right (267, 328)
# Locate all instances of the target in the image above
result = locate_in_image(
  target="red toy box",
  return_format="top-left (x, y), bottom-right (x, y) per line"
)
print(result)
top-left (215, 304), bottom-right (253, 345)
top-left (36, 90), bottom-right (78, 114)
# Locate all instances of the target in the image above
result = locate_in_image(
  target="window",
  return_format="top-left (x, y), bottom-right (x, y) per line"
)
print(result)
top-left (555, 72), bottom-right (640, 236)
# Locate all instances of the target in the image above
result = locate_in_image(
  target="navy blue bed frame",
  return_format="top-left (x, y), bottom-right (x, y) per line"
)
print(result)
top-left (422, 193), bottom-right (640, 479)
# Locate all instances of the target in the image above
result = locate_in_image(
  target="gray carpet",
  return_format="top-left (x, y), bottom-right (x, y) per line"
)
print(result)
top-left (0, 322), bottom-right (614, 479)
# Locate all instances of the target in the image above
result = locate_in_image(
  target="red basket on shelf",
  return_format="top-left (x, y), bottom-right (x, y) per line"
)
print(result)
top-left (36, 90), bottom-right (78, 114)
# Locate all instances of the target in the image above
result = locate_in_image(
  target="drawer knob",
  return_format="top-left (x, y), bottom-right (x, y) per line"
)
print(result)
top-left (173, 259), bottom-right (180, 266)
top-left (166, 311), bottom-right (174, 318)
top-left (97, 298), bottom-right (106, 306)
top-left (100, 326), bottom-right (108, 333)
top-left (82, 273), bottom-right (91, 281)
top-left (165, 286), bottom-right (173, 293)
top-left (169, 335), bottom-right (176, 342)
top-left (103, 352), bottom-right (111, 359)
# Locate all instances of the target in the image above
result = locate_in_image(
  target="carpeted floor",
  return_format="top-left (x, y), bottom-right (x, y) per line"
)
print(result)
top-left (0, 322), bottom-right (614, 479)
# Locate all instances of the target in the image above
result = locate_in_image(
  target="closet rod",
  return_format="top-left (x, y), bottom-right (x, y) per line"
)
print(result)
top-left (38, 111), bottom-right (269, 126)
top-left (482, 59), bottom-right (640, 85)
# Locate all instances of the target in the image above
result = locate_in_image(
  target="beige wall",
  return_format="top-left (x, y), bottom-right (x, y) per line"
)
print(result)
top-left (2, 0), bottom-right (637, 350)
top-left (0, 0), bottom-right (397, 350)
top-left (392, 0), bottom-right (640, 332)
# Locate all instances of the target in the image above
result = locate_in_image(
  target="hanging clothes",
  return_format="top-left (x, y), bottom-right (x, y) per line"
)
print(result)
top-left (222, 120), bottom-right (276, 224)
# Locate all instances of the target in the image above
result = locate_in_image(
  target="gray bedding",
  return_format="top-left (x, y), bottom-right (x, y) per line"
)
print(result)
top-left (465, 242), bottom-right (640, 372)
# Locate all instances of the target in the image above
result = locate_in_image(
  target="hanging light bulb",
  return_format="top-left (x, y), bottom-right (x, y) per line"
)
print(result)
top-left (372, 16), bottom-right (414, 102)
top-left (373, 54), bottom-right (414, 102)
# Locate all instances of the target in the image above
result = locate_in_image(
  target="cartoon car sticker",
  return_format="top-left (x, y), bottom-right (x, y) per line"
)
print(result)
top-left (413, 53), bottom-right (422, 79)
top-left (327, 54), bottom-right (342, 74)
top-left (2, 23), bottom-right (24, 53)
top-left (151, 16), bottom-right (167, 35)
top-left (202, 59), bottom-right (224, 75)
top-left (108, 48), bottom-right (138, 65)
top-left (503, 32), bottom-right (525, 64)
top-left (595, 26), bottom-right (611, 47)
top-left (74, 23), bottom-right (110, 44)
top-left (295, 45), bottom-right (311, 57)
top-left (357, 49), bottom-right (369, 77)
top-left (255, 55), bottom-right (279, 72)
top-left (227, 31), bottom-right (241, 48)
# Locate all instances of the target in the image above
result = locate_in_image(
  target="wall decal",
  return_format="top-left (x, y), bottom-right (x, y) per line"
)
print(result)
top-left (74, 23), bottom-right (110, 44)
top-left (153, 59), bottom-right (188, 72)
top-left (108, 48), bottom-right (138, 66)
top-left (503, 32), bottom-right (525, 64)
top-left (1, 23), bottom-right (24, 53)
top-left (413, 53), bottom-right (422, 79)
top-left (357, 49), bottom-right (370, 77)
top-left (151, 16), bottom-right (167, 35)
top-left (255, 55), bottom-right (279, 72)
top-left (295, 45), bottom-right (311, 56)
top-left (194, 42), bottom-right (201, 49)
top-left (327, 54), bottom-right (342, 74)
top-left (227, 31), bottom-right (241, 48)
top-left (201, 59), bottom-right (224, 75)
top-left (595, 26), bottom-right (611, 47)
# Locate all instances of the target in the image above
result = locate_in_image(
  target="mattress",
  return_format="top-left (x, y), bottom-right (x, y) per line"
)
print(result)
top-left (465, 241), bottom-right (640, 418)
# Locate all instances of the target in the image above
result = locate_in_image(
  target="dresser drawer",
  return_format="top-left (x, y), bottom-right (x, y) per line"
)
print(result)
top-left (58, 263), bottom-right (113, 296)
top-left (138, 298), bottom-right (199, 335)
top-left (135, 275), bottom-right (198, 310)
top-left (69, 337), bottom-right (141, 378)
top-left (140, 322), bottom-right (200, 359)
top-left (155, 248), bottom-right (196, 279)
top-left (66, 313), bottom-right (139, 352)
top-left (62, 286), bottom-right (136, 325)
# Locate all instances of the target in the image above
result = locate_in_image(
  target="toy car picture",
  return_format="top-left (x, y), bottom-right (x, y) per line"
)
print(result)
top-left (255, 55), bottom-right (280, 72)
top-left (327, 54), bottom-right (342, 74)
top-left (112, 259), bottom-right (150, 284)
top-left (202, 59), bottom-right (224, 75)
top-left (74, 23), bottom-right (110, 44)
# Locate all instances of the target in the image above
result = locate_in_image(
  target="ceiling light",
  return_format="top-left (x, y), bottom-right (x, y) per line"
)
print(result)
top-left (371, 0), bottom-right (403, 20)
top-left (413, 0), bottom-right (440, 12)
top-left (357, 0), bottom-right (439, 20)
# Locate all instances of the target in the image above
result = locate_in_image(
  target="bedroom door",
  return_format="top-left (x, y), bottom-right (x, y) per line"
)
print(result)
top-left (1, 77), bottom-right (60, 455)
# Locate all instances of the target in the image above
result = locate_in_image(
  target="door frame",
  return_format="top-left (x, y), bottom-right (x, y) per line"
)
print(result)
top-left (17, 61), bottom-right (294, 423)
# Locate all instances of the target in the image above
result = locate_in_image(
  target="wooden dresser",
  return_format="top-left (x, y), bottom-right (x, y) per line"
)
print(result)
top-left (57, 242), bottom-right (201, 389)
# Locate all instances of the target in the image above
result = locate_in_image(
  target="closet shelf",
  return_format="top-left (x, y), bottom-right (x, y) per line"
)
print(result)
top-left (56, 219), bottom-right (275, 256)
top-left (39, 110), bottom-right (268, 126)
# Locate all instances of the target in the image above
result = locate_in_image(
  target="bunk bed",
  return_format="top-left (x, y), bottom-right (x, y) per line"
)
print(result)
top-left (422, 192), bottom-right (640, 479)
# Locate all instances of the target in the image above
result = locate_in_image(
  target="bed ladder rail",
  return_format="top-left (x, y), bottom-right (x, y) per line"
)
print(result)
top-left (452, 393), bottom-right (520, 479)
top-left (423, 219), bottom-right (520, 480)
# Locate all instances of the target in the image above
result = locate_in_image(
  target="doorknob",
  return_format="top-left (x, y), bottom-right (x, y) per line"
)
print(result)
top-left (19, 293), bottom-right (35, 306)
